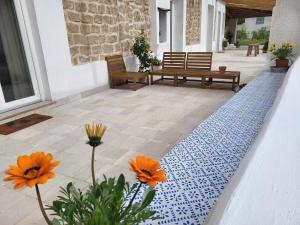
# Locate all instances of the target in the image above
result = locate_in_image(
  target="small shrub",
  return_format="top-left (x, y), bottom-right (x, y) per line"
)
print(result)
top-left (236, 28), bottom-right (248, 40)
top-left (132, 30), bottom-right (152, 72)
top-left (222, 39), bottom-right (228, 49)
top-left (263, 41), bottom-right (269, 52)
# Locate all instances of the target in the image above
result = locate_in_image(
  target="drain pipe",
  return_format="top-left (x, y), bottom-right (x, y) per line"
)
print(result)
top-left (170, 0), bottom-right (173, 52)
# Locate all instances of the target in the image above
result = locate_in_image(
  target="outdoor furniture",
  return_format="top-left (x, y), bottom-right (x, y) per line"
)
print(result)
top-left (247, 44), bottom-right (260, 56)
top-left (179, 70), bottom-right (240, 91)
top-left (105, 55), bottom-right (149, 91)
top-left (181, 51), bottom-right (213, 84)
top-left (150, 52), bottom-right (186, 86)
top-left (203, 70), bottom-right (241, 91)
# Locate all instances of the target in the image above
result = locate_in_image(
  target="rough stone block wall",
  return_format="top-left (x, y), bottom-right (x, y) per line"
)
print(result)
top-left (62, 0), bottom-right (150, 65)
top-left (186, 0), bottom-right (201, 45)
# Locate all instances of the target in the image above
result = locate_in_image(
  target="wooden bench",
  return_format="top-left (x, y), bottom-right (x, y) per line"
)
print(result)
top-left (150, 52), bottom-right (186, 86)
top-left (151, 52), bottom-right (240, 91)
top-left (105, 55), bottom-right (149, 91)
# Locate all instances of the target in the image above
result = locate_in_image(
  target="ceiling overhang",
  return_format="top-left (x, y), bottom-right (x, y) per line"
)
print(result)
top-left (224, 0), bottom-right (276, 18)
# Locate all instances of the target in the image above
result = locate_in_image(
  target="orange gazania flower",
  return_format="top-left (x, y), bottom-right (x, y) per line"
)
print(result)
top-left (4, 152), bottom-right (59, 189)
top-left (129, 155), bottom-right (167, 187)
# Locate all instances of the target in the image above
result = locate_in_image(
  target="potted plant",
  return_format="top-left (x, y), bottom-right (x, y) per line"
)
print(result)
top-left (132, 30), bottom-right (152, 72)
top-left (263, 40), bottom-right (269, 53)
top-left (150, 56), bottom-right (161, 72)
top-left (222, 38), bottom-right (228, 51)
top-left (269, 41), bottom-right (295, 67)
top-left (235, 39), bottom-right (240, 48)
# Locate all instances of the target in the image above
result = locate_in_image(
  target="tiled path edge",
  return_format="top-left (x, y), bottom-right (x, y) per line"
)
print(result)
top-left (142, 71), bottom-right (285, 225)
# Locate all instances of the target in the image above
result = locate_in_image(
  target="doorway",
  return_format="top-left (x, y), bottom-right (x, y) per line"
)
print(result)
top-left (0, 0), bottom-right (40, 113)
top-left (206, 5), bottom-right (214, 51)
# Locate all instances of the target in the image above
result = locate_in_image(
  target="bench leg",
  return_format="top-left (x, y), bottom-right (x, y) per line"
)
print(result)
top-left (146, 74), bottom-right (149, 85)
top-left (201, 77), bottom-right (206, 88)
top-left (232, 78), bottom-right (236, 91)
top-left (150, 74), bottom-right (153, 85)
top-left (174, 76), bottom-right (178, 86)
top-left (133, 80), bottom-right (139, 91)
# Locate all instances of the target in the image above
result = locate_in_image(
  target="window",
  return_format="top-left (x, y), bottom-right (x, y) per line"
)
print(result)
top-left (256, 17), bottom-right (264, 25)
top-left (159, 9), bottom-right (167, 43)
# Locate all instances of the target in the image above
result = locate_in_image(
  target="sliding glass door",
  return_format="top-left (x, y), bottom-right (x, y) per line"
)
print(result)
top-left (0, 0), bottom-right (40, 112)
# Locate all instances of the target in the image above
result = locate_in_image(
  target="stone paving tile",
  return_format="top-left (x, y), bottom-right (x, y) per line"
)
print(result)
top-left (0, 50), bottom-right (269, 224)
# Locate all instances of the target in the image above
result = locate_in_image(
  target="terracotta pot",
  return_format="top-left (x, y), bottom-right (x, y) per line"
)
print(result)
top-left (276, 59), bottom-right (289, 68)
top-left (219, 66), bottom-right (227, 73)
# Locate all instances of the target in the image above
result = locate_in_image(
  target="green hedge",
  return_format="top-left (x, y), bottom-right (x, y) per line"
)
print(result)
top-left (239, 39), bottom-right (267, 46)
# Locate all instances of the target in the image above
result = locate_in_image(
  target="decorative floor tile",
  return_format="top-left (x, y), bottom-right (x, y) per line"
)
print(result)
top-left (140, 72), bottom-right (285, 225)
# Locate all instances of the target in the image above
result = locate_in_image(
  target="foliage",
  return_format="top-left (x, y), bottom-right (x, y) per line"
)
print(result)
top-left (252, 27), bottom-right (270, 40)
top-left (237, 18), bottom-right (245, 25)
top-left (235, 39), bottom-right (240, 48)
top-left (263, 41), bottom-right (269, 52)
top-left (269, 41), bottom-right (295, 60)
top-left (239, 39), bottom-right (267, 46)
top-left (132, 30), bottom-right (152, 72)
top-left (48, 175), bottom-right (157, 225)
top-left (236, 28), bottom-right (248, 40)
top-left (150, 56), bottom-right (161, 66)
top-left (222, 39), bottom-right (228, 49)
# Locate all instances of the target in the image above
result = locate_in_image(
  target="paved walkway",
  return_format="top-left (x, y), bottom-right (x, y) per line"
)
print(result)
top-left (0, 50), bottom-right (270, 225)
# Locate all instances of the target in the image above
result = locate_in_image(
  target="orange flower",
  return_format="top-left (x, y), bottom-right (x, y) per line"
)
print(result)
top-left (4, 152), bottom-right (59, 189)
top-left (129, 155), bottom-right (166, 187)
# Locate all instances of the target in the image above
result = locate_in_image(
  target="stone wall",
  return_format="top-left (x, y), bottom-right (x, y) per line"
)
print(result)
top-left (62, 0), bottom-right (150, 65)
top-left (186, 0), bottom-right (201, 45)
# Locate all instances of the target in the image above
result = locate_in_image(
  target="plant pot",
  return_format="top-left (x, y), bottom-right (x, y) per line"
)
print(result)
top-left (276, 59), bottom-right (289, 68)
top-left (151, 64), bottom-right (161, 72)
top-left (219, 66), bottom-right (227, 74)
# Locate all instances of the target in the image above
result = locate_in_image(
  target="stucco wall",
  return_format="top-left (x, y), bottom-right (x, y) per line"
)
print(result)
top-left (269, 0), bottom-right (300, 54)
top-left (63, 0), bottom-right (150, 65)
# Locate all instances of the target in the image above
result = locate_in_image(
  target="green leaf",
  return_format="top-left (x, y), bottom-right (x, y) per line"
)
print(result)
top-left (52, 218), bottom-right (62, 225)
top-left (140, 188), bottom-right (155, 211)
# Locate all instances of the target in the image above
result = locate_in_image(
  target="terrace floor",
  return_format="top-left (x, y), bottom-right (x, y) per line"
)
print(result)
top-left (0, 50), bottom-right (271, 225)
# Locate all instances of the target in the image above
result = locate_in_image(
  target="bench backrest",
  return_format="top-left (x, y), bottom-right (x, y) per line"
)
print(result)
top-left (162, 52), bottom-right (186, 70)
top-left (186, 52), bottom-right (213, 71)
top-left (105, 55), bottom-right (127, 87)
top-left (105, 55), bottom-right (126, 77)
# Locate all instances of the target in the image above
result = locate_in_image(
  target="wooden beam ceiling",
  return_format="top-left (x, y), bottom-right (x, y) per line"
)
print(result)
top-left (226, 6), bottom-right (273, 18)
top-left (224, 0), bottom-right (276, 11)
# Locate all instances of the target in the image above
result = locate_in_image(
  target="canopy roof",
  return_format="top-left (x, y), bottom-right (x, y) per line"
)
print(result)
top-left (224, 0), bottom-right (276, 18)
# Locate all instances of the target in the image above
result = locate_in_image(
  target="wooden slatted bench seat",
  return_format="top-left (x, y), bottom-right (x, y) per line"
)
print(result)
top-left (105, 55), bottom-right (149, 91)
top-left (150, 52), bottom-right (186, 86)
top-left (151, 52), bottom-right (240, 91)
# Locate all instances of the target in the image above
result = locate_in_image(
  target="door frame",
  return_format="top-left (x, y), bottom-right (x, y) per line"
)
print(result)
top-left (0, 0), bottom-right (41, 113)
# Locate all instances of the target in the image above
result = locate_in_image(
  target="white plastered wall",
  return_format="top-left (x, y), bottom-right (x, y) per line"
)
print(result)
top-left (269, 0), bottom-right (300, 55)
top-left (24, 0), bottom-right (138, 101)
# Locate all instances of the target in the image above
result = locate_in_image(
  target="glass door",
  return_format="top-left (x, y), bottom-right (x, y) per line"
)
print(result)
top-left (0, 0), bottom-right (40, 113)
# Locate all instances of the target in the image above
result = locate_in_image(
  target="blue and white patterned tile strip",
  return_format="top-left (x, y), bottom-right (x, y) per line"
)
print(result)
top-left (138, 71), bottom-right (285, 225)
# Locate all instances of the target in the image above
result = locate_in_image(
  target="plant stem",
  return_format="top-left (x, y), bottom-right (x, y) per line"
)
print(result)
top-left (91, 146), bottom-right (96, 187)
top-left (127, 182), bottom-right (142, 209)
top-left (35, 184), bottom-right (52, 225)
